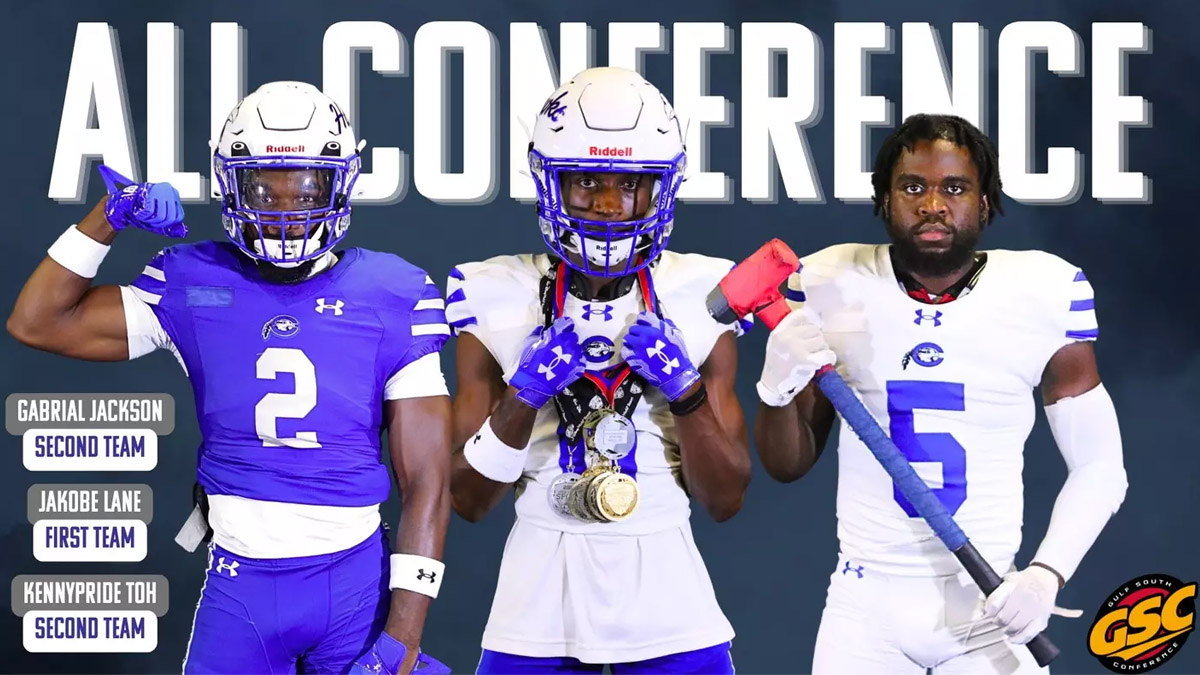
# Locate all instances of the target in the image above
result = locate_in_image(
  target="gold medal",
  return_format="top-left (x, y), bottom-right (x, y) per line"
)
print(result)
top-left (568, 464), bottom-right (607, 522)
top-left (592, 471), bottom-right (639, 521)
top-left (583, 467), bottom-right (609, 520)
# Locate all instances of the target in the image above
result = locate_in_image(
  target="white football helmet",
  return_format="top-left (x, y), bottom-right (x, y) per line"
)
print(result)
top-left (212, 81), bottom-right (362, 267)
top-left (528, 67), bottom-right (686, 278)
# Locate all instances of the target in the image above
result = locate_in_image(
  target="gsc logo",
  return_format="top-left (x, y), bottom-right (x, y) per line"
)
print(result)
top-left (1088, 574), bottom-right (1195, 673)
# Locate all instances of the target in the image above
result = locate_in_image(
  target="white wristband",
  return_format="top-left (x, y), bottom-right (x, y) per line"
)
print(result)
top-left (390, 554), bottom-right (444, 599)
top-left (463, 415), bottom-right (527, 483)
top-left (47, 224), bottom-right (111, 279)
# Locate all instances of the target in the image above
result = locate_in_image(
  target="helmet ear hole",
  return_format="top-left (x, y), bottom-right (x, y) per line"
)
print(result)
top-left (321, 141), bottom-right (341, 157)
top-left (230, 141), bottom-right (250, 157)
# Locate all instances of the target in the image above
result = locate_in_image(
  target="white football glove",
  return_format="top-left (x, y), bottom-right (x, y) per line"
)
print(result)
top-left (983, 565), bottom-right (1082, 645)
top-left (757, 308), bottom-right (837, 407)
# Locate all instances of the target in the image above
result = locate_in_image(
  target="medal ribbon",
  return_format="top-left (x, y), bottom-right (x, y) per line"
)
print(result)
top-left (539, 259), bottom-right (660, 477)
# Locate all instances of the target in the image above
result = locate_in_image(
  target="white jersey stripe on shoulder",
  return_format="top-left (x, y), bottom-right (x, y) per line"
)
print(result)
top-left (129, 286), bottom-right (162, 306)
top-left (420, 282), bottom-right (442, 301)
top-left (414, 298), bottom-right (445, 311)
top-left (412, 323), bottom-right (451, 336)
top-left (1069, 285), bottom-right (1095, 301)
top-left (132, 274), bottom-right (166, 296)
top-left (141, 265), bottom-right (166, 281)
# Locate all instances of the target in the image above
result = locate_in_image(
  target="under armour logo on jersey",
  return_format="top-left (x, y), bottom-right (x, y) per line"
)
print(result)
top-left (416, 569), bottom-right (438, 583)
top-left (842, 561), bottom-right (864, 578)
top-left (537, 346), bottom-right (574, 380)
top-left (647, 340), bottom-right (680, 375)
top-left (215, 557), bottom-right (240, 577)
top-left (581, 304), bottom-right (614, 322)
top-left (315, 298), bottom-right (344, 315)
top-left (914, 309), bottom-right (944, 326)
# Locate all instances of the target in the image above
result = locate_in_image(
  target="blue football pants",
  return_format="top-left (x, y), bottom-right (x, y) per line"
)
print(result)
top-left (183, 527), bottom-right (390, 674)
top-left (476, 641), bottom-right (735, 674)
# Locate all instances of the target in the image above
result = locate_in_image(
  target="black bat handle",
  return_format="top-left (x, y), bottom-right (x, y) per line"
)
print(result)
top-left (954, 543), bottom-right (1060, 667)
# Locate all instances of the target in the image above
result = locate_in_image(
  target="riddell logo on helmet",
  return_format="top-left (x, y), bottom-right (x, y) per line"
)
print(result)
top-left (266, 145), bottom-right (305, 153)
top-left (589, 146), bottom-right (633, 157)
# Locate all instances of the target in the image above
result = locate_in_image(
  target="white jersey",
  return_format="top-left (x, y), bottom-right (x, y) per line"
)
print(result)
top-left (792, 243), bottom-right (1098, 577)
top-left (446, 251), bottom-right (741, 662)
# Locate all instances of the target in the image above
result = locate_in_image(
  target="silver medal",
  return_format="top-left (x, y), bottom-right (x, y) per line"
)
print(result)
top-left (547, 472), bottom-right (580, 516)
top-left (590, 411), bottom-right (636, 460)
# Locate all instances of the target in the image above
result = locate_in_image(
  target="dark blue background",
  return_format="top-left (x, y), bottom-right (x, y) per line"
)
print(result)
top-left (2, 1), bottom-right (1194, 673)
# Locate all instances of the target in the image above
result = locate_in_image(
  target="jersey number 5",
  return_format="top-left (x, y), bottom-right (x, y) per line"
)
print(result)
top-left (255, 347), bottom-right (321, 448)
top-left (886, 381), bottom-right (966, 517)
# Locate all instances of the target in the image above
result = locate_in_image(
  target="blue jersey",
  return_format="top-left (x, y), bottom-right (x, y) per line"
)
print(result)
top-left (129, 241), bottom-right (448, 508)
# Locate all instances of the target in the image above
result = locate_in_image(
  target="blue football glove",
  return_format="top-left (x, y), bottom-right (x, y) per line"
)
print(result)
top-left (348, 631), bottom-right (451, 675)
top-left (99, 165), bottom-right (188, 238)
top-left (508, 316), bottom-right (586, 410)
top-left (621, 311), bottom-right (701, 402)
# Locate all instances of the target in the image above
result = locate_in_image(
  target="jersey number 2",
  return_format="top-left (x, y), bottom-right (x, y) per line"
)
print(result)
top-left (255, 347), bottom-right (321, 448)
top-left (886, 381), bottom-right (966, 517)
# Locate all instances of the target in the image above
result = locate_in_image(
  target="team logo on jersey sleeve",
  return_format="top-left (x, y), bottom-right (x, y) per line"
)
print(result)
top-left (901, 342), bottom-right (944, 369)
top-left (262, 315), bottom-right (301, 340)
top-left (1087, 573), bottom-right (1195, 673)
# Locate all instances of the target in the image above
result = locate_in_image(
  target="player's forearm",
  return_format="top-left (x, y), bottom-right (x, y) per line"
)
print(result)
top-left (489, 387), bottom-right (540, 448)
top-left (10, 259), bottom-right (99, 345)
top-left (449, 450), bottom-right (512, 522)
top-left (1032, 462), bottom-right (1125, 587)
top-left (675, 390), bottom-right (751, 522)
top-left (8, 201), bottom-right (126, 358)
top-left (449, 388), bottom-right (536, 521)
top-left (384, 476), bottom-right (449, 647)
top-left (11, 205), bottom-right (113, 322)
top-left (1032, 383), bottom-right (1127, 585)
top-left (753, 400), bottom-right (821, 483)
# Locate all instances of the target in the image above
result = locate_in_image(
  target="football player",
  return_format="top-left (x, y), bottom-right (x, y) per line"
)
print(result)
top-left (445, 67), bottom-right (751, 673)
top-left (8, 82), bottom-right (452, 675)
top-left (753, 113), bottom-right (1128, 674)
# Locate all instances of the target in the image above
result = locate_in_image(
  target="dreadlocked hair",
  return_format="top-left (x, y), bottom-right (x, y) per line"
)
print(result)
top-left (870, 113), bottom-right (1003, 224)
